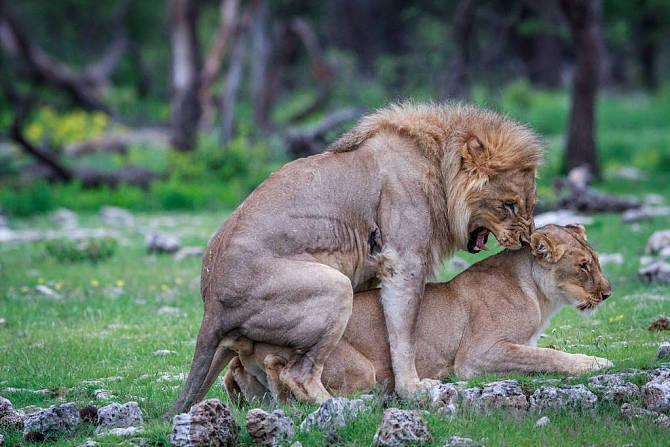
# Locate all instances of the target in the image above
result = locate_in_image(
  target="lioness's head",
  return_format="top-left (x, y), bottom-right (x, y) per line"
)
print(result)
top-left (530, 224), bottom-right (611, 312)
top-left (458, 127), bottom-right (542, 253)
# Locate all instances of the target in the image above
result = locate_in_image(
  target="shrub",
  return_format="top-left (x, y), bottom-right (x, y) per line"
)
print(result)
top-left (44, 237), bottom-right (117, 263)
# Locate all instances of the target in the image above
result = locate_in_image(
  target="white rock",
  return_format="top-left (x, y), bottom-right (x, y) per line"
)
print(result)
top-left (23, 403), bottom-right (80, 438)
top-left (51, 208), bottom-right (79, 228)
top-left (98, 426), bottom-right (143, 437)
top-left (170, 399), bottom-right (238, 447)
top-left (620, 403), bottom-right (670, 428)
top-left (610, 166), bottom-right (645, 181)
top-left (373, 408), bottom-right (431, 447)
top-left (644, 194), bottom-right (665, 206)
top-left (535, 416), bottom-right (550, 427)
top-left (0, 318), bottom-right (5, 327)
top-left (100, 206), bottom-right (134, 227)
top-left (0, 433), bottom-right (4, 446)
top-left (77, 439), bottom-right (98, 447)
top-left (647, 230), bottom-right (670, 254)
top-left (622, 206), bottom-right (670, 223)
top-left (427, 383), bottom-right (459, 409)
top-left (658, 340), bottom-right (670, 360)
top-left (145, 232), bottom-right (181, 254)
top-left (639, 261), bottom-right (670, 283)
top-left (0, 396), bottom-right (25, 429)
top-left (599, 253), bottom-right (624, 265)
top-left (644, 374), bottom-right (670, 412)
top-left (94, 389), bottom-right (114, 400)
top-left (158, 306), bottom-right (184, 316)
top-left (534, 210), bottom-right (593, 228)
top-left (529, 385), bottom-right (597, 412)
top-left (153, 350), bottom-right (177, 357)
top-left (175, 247), bottom-right (204, 261)
top-left (246, 409), bottom-right (294, 446)
top-left (300, 397), bottom-right (366, 432)
top-left (462, 380), bottom-right (528, 412)
top-left (35, 285), bottom-right (61, 299)
top-left (444, 435), bottom-right (479, 446)
top-left (96, 402), bottom-right (143, 433)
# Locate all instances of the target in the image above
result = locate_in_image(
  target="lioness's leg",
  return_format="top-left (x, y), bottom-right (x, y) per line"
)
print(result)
top-left (223, 358), bottom-right (244, 404)
top-left (458, 342), bottom-right (613, 377)
top-left (243, 259), bottom-right (354, 403)
top-left (229, 357), bottom-right (273, 403)
top-left (321, 338), bottom-right (377, 395)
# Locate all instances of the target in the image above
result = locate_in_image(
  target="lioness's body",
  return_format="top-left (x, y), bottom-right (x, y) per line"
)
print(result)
top-left (224, 225), bottom-right (613, 401)
top-left (169, 103), bottom-right (542, 415)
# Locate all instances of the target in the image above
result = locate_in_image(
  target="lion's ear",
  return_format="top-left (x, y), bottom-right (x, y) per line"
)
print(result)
top-left (530, 233), bottom-right (565, 263)
top-left (460, 136), bottom-right (491, 174)
top-left (566, 223), bottom-right (587, 241)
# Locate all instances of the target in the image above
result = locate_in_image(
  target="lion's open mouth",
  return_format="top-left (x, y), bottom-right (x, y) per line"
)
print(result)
top-left (467, 227), bottom-right (490, 253)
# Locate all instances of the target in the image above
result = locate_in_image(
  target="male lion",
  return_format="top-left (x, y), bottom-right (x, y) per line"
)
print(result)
top-left (168, 103), bottom-right (542, 415)
top-left (222, 224), bottom-right (614, 403)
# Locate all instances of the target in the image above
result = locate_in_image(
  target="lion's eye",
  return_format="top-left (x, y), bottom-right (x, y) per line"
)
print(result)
top-left (580, 262), bottom-right (590, 272)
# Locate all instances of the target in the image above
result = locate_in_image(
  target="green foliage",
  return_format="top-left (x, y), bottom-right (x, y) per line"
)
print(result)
top-left (44, 237), bottom-right (117, 264)
top-left (0, 181), bottom-right (55, 216)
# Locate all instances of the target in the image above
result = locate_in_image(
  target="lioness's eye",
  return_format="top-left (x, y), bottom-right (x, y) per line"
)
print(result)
top-left (504, 201), bottom-right (516, 213)
top-left (580, 262), bottom-right (590, 271)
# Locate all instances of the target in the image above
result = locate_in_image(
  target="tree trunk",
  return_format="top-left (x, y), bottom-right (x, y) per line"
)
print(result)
top-left (442, 0), bottom-right (476, 99)
top-left (168, 0), bottom-right (201, 151)
top-left (250, 0), bottom-right (274, 132)
top-left (560, 0), bottom-right (603, 177)
top-left (636, 13), bottom-right (660, 91)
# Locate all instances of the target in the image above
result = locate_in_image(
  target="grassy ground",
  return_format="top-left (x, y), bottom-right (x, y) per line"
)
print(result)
top-left (1, 179), bottom-right (669, 446)
top-left (2, 91), bottom-right (670, 445)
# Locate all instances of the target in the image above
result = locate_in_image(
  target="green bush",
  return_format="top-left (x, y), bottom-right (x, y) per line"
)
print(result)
top-left (44, 237), bottom-right (117, 263)
top-left (0, 182), bottom-right (55, 216)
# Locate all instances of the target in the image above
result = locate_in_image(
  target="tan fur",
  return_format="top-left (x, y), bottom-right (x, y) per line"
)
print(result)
top-left (167, 102), bottom-right (543, 416)
top-left (223, 225), bottom-right (613, 402)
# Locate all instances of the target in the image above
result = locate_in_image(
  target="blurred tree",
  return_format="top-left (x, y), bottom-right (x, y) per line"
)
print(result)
top-left (561, 0), bottom-right (604, 177)
top-left (168, 0), bottom-right (202, 151)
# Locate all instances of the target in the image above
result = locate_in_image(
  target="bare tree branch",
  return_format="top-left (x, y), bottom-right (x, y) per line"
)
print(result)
top-left (283, 107), bottom-right (364, 158)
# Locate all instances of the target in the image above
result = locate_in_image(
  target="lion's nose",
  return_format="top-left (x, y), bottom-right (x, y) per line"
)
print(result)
top-left (601, 291), bottom-right (611, 301)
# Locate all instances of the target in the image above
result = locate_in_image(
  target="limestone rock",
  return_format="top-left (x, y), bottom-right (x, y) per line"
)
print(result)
top-left (657, 340), bottom-right (670, 360)
top-left (462, 380), bottom-right (528, 412)
top-left (646, 230), bottom-right (670, 254)
top-left (534, 210), bottom-right (592, 228)
top-left (94, 389), bottom-right (114, 400)
top-left (23, 403), bottom-right (81, 440)
top-left (170, 398), bottom-right (238, 447)
top-left (639, 261), bottom-right (670, 284)
top-left (535, 416), bottom-right (550, 428)
top-left (0, 396), bottom-right (25, 429)
top-left (529, 385), bottom-right (597, 412)
top-left (52, 208), bottom-right (79, 228)
top-left (246, 409), bottom-right (294, 446)
top-left (598, 253), bottom-right (624, 265)
top-left (373, 408), bottom-right (431, 447)
top-left (98, 426), bottom-right (143, 437)
top-left (622, 207), bottom-right (670, 223)
top-left (175, 246), bottom-right (204, 261)
top-left (146, 232), bottom-right (181, 254)
top-left (427, 383), bottom-right (459, 409)
top-left (643, 374), bottom-right (670, 412)
top-left (620, 403), bottom-right (670, 428)
top-left (648, 367), bottom-right (670, 383)
top-left (300, 397), bottom-right (365, 432)
top-left (100, 206), bottom-right (134, 227)
top-left (96, 402), bottom-right (143, 433)
top-left (444, 436), bottom-right (479, 446)
top-left (588, 373), bottom-right (640, 402)
top-left (0, 433), bottom-right (4, 446)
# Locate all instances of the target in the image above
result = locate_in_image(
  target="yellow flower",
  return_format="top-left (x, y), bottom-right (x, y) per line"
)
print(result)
top-left (37, 277), bottom-right (45, 285)
top-left (55, 281), bottom-right (64, 291)
top-left (90, 279), bottom-right (100, 288)
top-left (175, 277), bottom-right (183, 285)
top-left (160, 284), bottom-right (169, 292)
top-left (116, 279), bottom-right (125, 288)
top-left (608, 314), bottom-right (624, 323)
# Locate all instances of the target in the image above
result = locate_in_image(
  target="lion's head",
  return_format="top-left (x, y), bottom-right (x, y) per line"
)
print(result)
top-left (455, 121), bottom-right (542, 254)
top-left (530, 224), bottom-right (611, 312)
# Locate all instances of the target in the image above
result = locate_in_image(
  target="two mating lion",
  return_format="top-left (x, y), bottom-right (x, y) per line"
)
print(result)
top-left (168, 103), bottom-right (606, 416)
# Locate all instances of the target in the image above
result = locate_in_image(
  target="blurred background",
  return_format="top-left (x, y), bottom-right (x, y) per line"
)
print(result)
top-left (0, 0), bottom-right (669, 216)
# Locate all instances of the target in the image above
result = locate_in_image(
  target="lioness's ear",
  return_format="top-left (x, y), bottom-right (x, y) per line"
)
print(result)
top-left (530, 233), bottom-right (565, 263)
top-left (566, 224), bottom-right (587, 241)
top-left (460, 136), bottom-right (491, 174)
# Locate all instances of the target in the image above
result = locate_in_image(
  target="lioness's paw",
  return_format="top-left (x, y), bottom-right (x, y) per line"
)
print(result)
top-left (570, 354), bottom-right (614, 373)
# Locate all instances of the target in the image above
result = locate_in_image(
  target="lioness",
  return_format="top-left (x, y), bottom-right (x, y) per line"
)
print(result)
top-left (223, 224), bottom-right (613, 402)
top-left (168, 103), bottom-right (542, 415)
